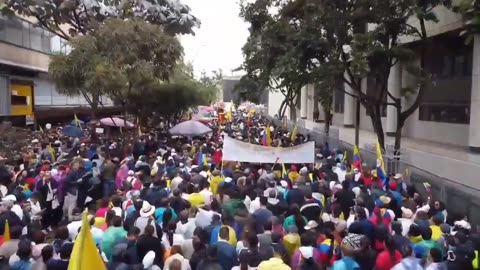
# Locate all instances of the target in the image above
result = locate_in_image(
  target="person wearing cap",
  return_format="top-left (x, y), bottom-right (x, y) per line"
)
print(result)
top-left (331, 233), bottom-right (362, 270)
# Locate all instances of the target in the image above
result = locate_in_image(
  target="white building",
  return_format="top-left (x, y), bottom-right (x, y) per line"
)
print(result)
top-left (267, 4), bottom-right (480, 192)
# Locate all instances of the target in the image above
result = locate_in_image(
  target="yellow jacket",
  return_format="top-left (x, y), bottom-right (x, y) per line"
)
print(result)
top-left (258, 257), bottom-right (291, 270)
top-left (210, 176), bottom-right (224, 195)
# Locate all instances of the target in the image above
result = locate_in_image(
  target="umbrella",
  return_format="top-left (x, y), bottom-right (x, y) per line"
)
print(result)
top-left (69, 119), bottom-right (85, 126)
top-left (62, 126), bottom-right (84, 138)
top-left (169, 120), bottom-right (212, 136)
top-left (99, 117), bottom-right (134, 128)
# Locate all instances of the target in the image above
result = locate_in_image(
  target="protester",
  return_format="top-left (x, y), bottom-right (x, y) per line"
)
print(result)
top-left (0, 108), bottom-right (475, 270)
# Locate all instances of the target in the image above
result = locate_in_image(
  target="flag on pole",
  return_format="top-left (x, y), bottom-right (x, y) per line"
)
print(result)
top-left (291, 125), bottom-right (298, 142)
top-left (265, 126), bottom-right (272, 146)
top-left (74, 113), bottom-right (81, 127)
top-left (281, 163), bottom-right (291, 188)
top-left (48, 144), bottom-right (56, 162)
top-left (342, 151), bottom-right (347, 162)
top-left (3, 220), bottom-right (10, 242)
top-left (353, 144), bottom-right (362, 169)
top-left (137, 117), bottom-right (142, 136)
top-left (39, 125), bottom-right (44, 133)
top-left (68, 210), bottom-right (106, 270)
top-left (375, 141), bottom-right (387, 187)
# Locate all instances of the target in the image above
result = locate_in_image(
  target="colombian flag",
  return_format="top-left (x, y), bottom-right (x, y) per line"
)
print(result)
top-left (376, 141), bottom-right (387, 187)
top-left (262, 126), bottom-right (272, 146)
top-left (353, 144), bottom-right (362, 169)
top-left (318, 238), bottom-right (339, 265)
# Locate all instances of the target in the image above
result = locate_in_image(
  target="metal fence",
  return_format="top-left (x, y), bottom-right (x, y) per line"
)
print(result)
top-left (269, 115), bottom-right (480, 227)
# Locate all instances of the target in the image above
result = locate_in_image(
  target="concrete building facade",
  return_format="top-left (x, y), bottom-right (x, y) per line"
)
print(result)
top-left (268, 4), bottom-right (477, 151)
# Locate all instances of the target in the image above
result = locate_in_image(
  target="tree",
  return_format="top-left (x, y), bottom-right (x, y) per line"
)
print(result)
top-left (199, 69), bottom-right (223, 88)
top-left (1, 0), bottom-right (200, 40)
top-left (125, 80), bottom-right (216, 123)
top-left (239, 0), bottom-right (312, 120)
top-left (234, 74), bottom-right (266, 104)
top-left (49, 19), bottom-right (183, 118)
top-left (259, 0), bottom-right (450, 151)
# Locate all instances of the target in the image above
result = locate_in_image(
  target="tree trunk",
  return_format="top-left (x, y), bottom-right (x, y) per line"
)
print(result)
top-left (278, 99), bottom-right (287, 119)
top-left (368, 105), bottom-right (385, 150)
top-left (323, 105), bottom-right (331, 135)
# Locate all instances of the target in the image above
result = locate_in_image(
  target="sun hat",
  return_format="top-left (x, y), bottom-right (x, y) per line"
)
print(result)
top-left (140, 201), bottom-right (155, 217)
top-left (341, 233), bottom-right (363, 251)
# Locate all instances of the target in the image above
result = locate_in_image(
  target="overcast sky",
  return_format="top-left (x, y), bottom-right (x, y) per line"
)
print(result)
top-left (180, 0), bottom-right (250, 77)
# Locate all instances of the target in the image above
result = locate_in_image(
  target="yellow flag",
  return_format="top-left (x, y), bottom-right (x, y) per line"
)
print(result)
top-left (74, 113), bottom-right (80, 127)
top-left (3, 220), bottom-right (10, 242)
top-left (291, 125), bottom-right (298, 142)
top-left (48, 144), bottom-right (56, 162)
top-left (68, 210), bottom-right (106, 270)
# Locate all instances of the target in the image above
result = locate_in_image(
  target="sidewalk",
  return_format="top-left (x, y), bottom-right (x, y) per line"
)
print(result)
top-left (301, 120), bottom-right (480, 190)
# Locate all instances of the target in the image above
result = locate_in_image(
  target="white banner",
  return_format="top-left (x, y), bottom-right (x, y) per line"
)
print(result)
top-left (222, 136), bottom-right (315, 164)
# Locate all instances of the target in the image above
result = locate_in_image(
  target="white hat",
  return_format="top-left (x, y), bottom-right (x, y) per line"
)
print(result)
top-left (454, 220), bottom-right (471, 230)
top-left (142, 251), bottom-right (156, 269)
top-left (128, 170), bottom-right (135, 176)
top-left (140, 201), bottom-right (155, 217)
top-left (224, 177), bottom-right (233, 183)
top-left (401, 207), bottom-right (413, 219)
top-left (280, 180), bottom-right (288, 188)
top-left (31, 139), bottom-right (39, 143)
top-left (171, 149), bottom-right (176, 153)
top-left (393, 173), bottom-right (403, 179)
top-left (2, 195), bottom-right (17, 202)
top-left (304, 220), bottom-right (319, 230)
top-left (352, 187), bottom-right (361, 197)
top-left (298, 246), bottom-right (313, 259)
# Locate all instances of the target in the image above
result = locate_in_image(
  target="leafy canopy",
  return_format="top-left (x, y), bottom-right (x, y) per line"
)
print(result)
top-left (49, 18), bottom-right (183, 110)
top-left (1, 0), bottom-right (200, 39)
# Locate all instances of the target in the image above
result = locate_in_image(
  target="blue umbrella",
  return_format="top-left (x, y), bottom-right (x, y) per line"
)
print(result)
top-left (69, 119), bottom-right (85, 126)
top-left (62, 126), bottom-right (84, 138)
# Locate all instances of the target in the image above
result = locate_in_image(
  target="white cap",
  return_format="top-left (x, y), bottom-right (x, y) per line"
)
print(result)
top-left (224, 177), bottom-right (233, 183)
top-left (2, 195), bottom-right (16, 202)
top-left (128, 170), bottom-right (134, 176)
top-left (304, 220), bottom-right (318, 230)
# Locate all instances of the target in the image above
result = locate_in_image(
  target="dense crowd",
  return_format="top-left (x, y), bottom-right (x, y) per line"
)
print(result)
top-left (0, 112), bottom-right (478, 270)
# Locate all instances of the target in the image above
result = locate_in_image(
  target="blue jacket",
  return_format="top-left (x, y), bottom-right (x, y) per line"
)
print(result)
top-left (216, 241), bottom-right (237, 270)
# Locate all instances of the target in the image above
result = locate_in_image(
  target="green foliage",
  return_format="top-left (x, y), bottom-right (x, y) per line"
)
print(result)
top-left (125, 80), bottom-right (216, 120)
top-left (2, 0), bottom-right (200, 40)
top-left (234, 74), bottom-right (266, 104)
top-left (49, 19), bottom-right (183, 113)
top-left (455, 0), bottom-right (480, 41)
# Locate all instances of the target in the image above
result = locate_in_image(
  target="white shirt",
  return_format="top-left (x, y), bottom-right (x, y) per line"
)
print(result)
top-left (199, 189), bottom-right (213, 206)
top-left (398, 218), bottom-right (414, 236)
top-left (248, 197), bottom-right (261, 214)
top-left (171, 176), bottom-right (184, 191)
top-left (176, 218), bottom-right (196, 239)
top-left (29, 200), bottom-right (42, 220)
top-left (67, 220), bottom-right (82, 240)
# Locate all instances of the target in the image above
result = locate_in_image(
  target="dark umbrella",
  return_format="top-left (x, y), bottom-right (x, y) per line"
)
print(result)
top-left (62, 126), bottom-right (84, 138)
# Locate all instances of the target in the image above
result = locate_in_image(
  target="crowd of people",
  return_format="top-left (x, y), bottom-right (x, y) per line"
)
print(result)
top-left (0, 111), bottom-right (478, 270)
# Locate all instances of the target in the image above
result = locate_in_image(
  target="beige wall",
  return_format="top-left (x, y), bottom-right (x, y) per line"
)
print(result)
top-left (0, 42), bottom-right (49, 72)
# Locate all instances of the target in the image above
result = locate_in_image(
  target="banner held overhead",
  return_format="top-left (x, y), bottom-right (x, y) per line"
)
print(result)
top-left (222, 136), bottom-right (315, 164)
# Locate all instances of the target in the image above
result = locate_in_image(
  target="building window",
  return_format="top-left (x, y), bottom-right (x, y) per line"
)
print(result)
top-left (11, 95), bottom-right (27, 105)
top-left (419, 34), bottom-right (471, 124)
top-left (0, 15), bottom-right (54, 55)
top-left (334, 82), bottom-right (345, 113)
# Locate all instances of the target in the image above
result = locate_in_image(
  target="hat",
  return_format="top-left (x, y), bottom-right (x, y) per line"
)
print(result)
top-left (140, 201), bottom-right (155, 217)
top-left (304, 220), bottom-right (318, 230)
top-left (401, 207), bottom-right (413, 219)
top-left (454, 220), bottom-right (471, 230)
top-left (31, 139), bottom-right (39, 143)
top-left (224, 177), bottom-right (233, 183)
top-left (142, 251), bottom-right (156, 269)
top-left (291, 165), bottom-right (297, 172)
top-left (379, 196), bottom-right (391, 205)
top-left (393, 173), bottom-right (403, 179)
top-left (413, 244), bottom-right (426, 259)
top-left (299, 246), bottom-right (314, 259)
top-left (280, 180), bottom-right (288, 188)
top-left (352, 187), bottom-right (361, 197)
top-left (341, 233), bottom-right (363, 251)
top-left (2, 195), bottom-right (16, 202)
top-left (128, 170), bottom-right (135, 176)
